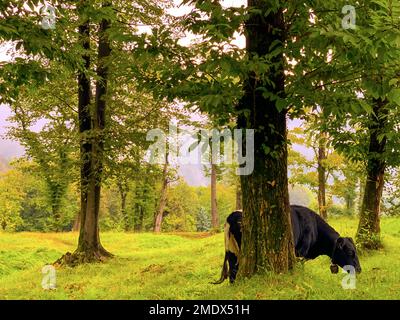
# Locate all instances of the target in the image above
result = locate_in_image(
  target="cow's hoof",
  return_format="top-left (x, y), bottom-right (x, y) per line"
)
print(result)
top-left (330, 264), bottom-right (339, 274)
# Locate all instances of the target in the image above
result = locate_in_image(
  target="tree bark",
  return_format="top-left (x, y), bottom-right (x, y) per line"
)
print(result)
top-left (356, 99), bottom-right (387, 249)
top-left (357, 177), bottom-right (365, 212)
top-left (210, 163), bottom-right (219, 229)
top-left (317, 132), bottom-right (328, 220)
top-left (236, 182), bottom-right (242, 211)
top-left (154, 158), bottom-right (168, 233)
top-left (237, 1), bottom-right (295, 277)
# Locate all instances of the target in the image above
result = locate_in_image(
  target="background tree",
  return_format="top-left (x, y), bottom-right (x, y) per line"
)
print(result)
top-left (8, 68), bottom-right (77, 231)
top-left (0, 169), bottom-right (24, 231)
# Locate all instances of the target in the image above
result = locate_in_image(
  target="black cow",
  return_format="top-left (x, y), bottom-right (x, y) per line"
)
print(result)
top-left (213, 205), bottom-right (361, 284)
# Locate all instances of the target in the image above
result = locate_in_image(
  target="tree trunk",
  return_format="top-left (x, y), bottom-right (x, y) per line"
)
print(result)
top-left (237, 1), bottom-right (295, 277)
top-left (134, 205), bottom-right (144, 232)
top-left (56, 2), bottom-right (112, 265)
top-left (317, 132), bottom-right (328, 220)
top-left (117, 181), bottom-right (129, 231)
top-left (356, 99), bottom-right (387, 249)
top-left (346, 195), bottom-right (354, 211)
top-left (133, 184), bottom-right (144, 232)
top-left (72, 210), bottom-right (80, 231)
top-left (121, 191), bottom-right (128, 230)
top-left (210, 163), bottom-right (219, 229)
top-left (236, 182), bottom-right (242, 211)
top-left (154, 159), bottom-right (168, 233)
top-left (357, 177), bottom-right (365, 212)
top-left (51, 203), bottom-right (61, 231)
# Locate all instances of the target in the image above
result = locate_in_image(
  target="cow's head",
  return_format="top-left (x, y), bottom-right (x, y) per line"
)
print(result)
top-left (331, 237), bottom-right (361, 274)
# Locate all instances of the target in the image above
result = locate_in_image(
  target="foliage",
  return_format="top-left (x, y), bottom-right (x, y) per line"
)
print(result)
top-left (0, 169), bottom-right (24, 231)
top-left (195, 207), bottom-right (211, 232)
top-left (0, 160), bottom-right (78, 232)
top-left (163, 180), bottom-right (198, 232)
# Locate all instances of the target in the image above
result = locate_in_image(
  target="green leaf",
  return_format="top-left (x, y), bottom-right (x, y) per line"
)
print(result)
top-left (388, 89), bottom-right (400, 106)
top-left (276, 98), bottom-right (288, 112)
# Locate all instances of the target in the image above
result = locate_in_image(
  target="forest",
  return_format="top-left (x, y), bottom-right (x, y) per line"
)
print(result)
top-left (1, 0), bottom-right (400, 300)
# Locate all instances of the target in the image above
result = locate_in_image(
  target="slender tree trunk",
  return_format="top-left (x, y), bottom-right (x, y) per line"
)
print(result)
top-left (237, 1), bottom-right (295, 277)
top-left (210, 163), bottom-right (219, 229)
top-left (117, 181), bottom-right (129, 231)
top-left (154, 158), bottom-right (168, 233)
top-left (76, 14), bottom-right (97, 257)
top-left (317, 132), bottom-right (328, 220)
top-left (134, 205), bottom-right (144, 232)
top-left (56, 2), bottom-right (112, 265)
top-left (133, 185), bottom-right (143, 232)
top-left (356, 99), bottom-right (387, 249)
top-left (236, 182), bottom-right (242, 211)
top-left (72, 210), bottom-right (80, 231)
top-left (346, 196), bottom-right (354, 211)
top-left (51, 204), bottom-right (61, 231)
top-left (121, 191), bottom-right (128, 230)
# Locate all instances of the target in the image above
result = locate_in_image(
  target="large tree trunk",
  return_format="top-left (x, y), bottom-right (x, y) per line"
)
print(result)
top-left (154, 159), bottom-right (168, 233)
top-left (356, 99), bottom-right (387, 249)
top-left (317, 132), bottom-right (328, 220)
top-left (237, 1), bottom-right (295, 277)
top-left (56, 3), bottom-right (112, 265)
top-left (210, 163), bottom-right (219, 229)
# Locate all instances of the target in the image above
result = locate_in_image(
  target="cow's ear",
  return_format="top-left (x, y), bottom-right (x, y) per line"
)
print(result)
top-left (336, 237), bottom-right (345, 248)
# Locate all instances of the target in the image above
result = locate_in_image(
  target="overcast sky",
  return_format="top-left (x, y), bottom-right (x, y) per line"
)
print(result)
top-left (0, 105), bottom-right (24, 159)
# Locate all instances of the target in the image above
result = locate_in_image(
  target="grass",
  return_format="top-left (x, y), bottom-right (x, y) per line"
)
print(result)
top-left (1, 216), bottom-right (400, 300)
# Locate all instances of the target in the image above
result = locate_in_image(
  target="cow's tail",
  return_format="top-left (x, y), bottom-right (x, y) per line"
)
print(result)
top-left (212, 222), bottom-right (231, 284)
top-left (212, 251), bottom-right (229, 284)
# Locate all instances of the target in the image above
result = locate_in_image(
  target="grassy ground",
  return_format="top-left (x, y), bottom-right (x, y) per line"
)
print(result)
top-left (1, 216), bottom-right (400, 300)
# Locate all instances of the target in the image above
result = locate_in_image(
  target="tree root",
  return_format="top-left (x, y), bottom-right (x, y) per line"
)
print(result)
top-left (54, 248), bottom-right (113, 267)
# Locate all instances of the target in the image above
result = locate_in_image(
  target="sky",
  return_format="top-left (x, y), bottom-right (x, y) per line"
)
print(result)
top-left (0, 105), bottom-right (24, 159)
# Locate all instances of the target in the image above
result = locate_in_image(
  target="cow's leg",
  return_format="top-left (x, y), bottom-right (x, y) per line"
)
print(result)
top-left (227, 251), bottom-right (238, 283)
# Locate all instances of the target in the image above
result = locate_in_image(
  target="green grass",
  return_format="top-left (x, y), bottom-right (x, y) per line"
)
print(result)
top-left (1, 216), bottom-right (400, 300)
